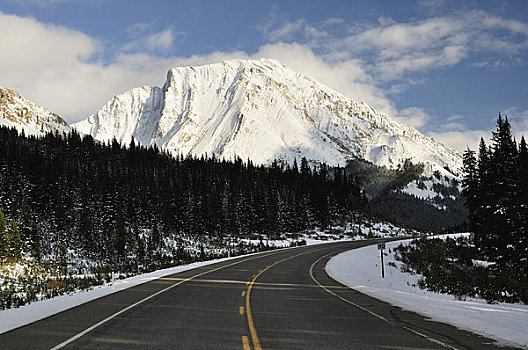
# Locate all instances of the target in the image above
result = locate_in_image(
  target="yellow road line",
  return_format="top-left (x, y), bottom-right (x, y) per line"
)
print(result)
top-left (239, 306), bottom-right (245, 315)
top-left (241, 336), bottom-right (251, 350)
top-left (245, 253), bottom-right (305, 350)
top-left (241, 290), bottom-right (246, 297)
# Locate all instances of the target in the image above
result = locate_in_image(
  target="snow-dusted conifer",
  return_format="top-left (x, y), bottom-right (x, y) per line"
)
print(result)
top-left (0, 208), bottom-right (8, 259)
top-left (462, 148), bottom-right (478, 233)
top-left (9, 218), bottom-right (22, 259)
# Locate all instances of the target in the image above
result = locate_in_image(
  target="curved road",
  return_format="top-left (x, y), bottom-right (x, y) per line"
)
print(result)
top-left (1, 240), bottom-right (519, 349)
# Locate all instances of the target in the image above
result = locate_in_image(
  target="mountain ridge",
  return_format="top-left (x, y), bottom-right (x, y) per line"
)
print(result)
top-left (73, 58), bottom-right (462, 177)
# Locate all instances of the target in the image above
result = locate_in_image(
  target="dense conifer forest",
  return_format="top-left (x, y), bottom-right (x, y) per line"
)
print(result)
top-left (0, 126), bottom-right (369, 267)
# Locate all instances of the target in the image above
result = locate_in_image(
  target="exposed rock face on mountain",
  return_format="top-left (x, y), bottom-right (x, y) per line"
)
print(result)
top-left (0, 86), bottom-right (71, 136)
top-left (69, 58), bottom-right (460, 176)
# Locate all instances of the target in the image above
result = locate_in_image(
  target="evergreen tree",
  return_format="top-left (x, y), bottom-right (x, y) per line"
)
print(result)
top-left (489, 115), bottom-right (518, 260)
top-left (476, 138), bottom-right (492, 250)
top-left (9, 218), bottom-right (22, 259)
top-left (58, 241), bottom-right (68, 275)
top-left (149, 224), bottom-right (161, 252)
top-left (0, 208), bottom-right (8, 259)
top-left (516, 136), bottom-right (528, 265)
top-left (20, 199), bottom-right (40, 261)
top-left (462, 148), bottom-right (478, 232)
top-left (300, 157), bottom-right (311, 176)
top-left (519, 136), bottom-right (528, 218)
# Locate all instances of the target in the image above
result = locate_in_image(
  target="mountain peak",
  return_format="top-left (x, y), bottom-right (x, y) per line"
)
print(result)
top-left (187, 57), bottom-right (285, 70)
top-left (0, 86), bottom-right (71, 136)
top-left (73, 59), bottom-right (462, 177)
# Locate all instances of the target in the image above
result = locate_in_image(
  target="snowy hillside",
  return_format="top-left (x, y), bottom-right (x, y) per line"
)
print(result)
top-left (73, 59), bottom-right (462, 176)
top-left (0, 86), bottom-right (71, 136)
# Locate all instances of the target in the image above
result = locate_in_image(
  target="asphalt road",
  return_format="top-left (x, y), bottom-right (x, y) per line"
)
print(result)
top-left (0, 240), bottom-right (520, 349)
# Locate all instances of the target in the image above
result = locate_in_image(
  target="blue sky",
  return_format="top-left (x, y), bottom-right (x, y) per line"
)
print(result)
top-left (1, 0), bottom-right (527, 150)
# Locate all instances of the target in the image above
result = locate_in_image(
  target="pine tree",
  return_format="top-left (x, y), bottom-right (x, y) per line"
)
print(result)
top-left (113, 210), bottom-right (127, 264)
top-left (150, 224), bottom-right (161, 252)
top-left (58, 241), bottom-right (68, 275)
top-left (462, 148), bottom-right (479, 232)
top-left (519, 136), bottom-right (528, 215)
top-left (9, 218), bottom-right (22, 259)
top-left (489, 115), bottom-right (518, 260)
top-left (476, 138), bottom-right (492, 250)
top-left (300, 157), bottom-right (311, 177)
top-left (20, 199), bottom-right (40, 261)
top-left (0, 208), bottom-right (9, 259)
top-left (516, 136), bottom-right (528, 265)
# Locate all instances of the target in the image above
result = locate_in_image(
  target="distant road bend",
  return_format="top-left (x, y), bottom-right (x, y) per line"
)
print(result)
top-left (1, 240), bottom-right (519, 350)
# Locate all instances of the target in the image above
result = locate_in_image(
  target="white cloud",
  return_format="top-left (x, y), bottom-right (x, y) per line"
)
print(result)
top-left (427, 130), bottom-right (487, 152)
top-left (0, 12), bottom-right (108, 119)
top-left (260, 17), bottom-right (329, 44)
top-left (254, 9), bottom-right (528, 103)
top-left (144, 29), bottom-right (174, 52)
top-left (321, 17), bottom-right (344, 27)
top-left (435, 114), bottom-right (468, 132)
top-left (393, 107), bottom-right (431, 128)
top-left (266, 19), bottom-right (306, 42)
top-left (0, 12), bottom-right (196, 122)
top-left (446, 114), bottom-right (464, 122)
top-left (308, 10), bottom-right (528, 81)
top-left (253, 43), bottom-right (395, 115)
top-left (428, 109), bottom-right (528, 152)
top-left (127, 20), bottom-right (156, 36)
top-left (418, 0), bottom-right (447, 11)
top-left (123, 29), bottom-right (180, 54)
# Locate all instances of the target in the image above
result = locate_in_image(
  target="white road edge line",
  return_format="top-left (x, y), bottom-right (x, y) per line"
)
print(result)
top-left (50, 250), bottom-right (282, 350)
top-left (309, 248), bottom-right (460, 350)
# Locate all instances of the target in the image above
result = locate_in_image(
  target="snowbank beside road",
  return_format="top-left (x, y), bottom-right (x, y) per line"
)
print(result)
top-left (326, 238), bottom-right (528, 348)
top-left (0, 255), bottom-right (248, 335)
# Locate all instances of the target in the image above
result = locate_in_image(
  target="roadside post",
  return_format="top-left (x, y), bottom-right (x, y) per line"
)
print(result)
top-left (377, 242), bottom-right (385, 278)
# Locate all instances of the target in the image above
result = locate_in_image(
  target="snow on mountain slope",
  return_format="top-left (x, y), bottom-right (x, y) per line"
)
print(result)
top-left (0, 86), bottom-right (71, 136)
top-left (73, 58), bottom-right (462, 176)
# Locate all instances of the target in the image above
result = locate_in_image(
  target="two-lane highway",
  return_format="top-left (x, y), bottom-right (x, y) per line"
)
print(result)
top-left (1, 240), bottom-right (519, 349)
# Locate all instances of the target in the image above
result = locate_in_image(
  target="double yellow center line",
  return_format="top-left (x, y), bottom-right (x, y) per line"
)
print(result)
top-left (241, 252), bottom-right (305, 350)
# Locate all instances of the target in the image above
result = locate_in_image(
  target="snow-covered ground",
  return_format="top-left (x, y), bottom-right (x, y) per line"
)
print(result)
top-left (402, 178), bottom-right (444, 200)
top-left (0, 257), bottom-right (245, 335)
top-left (326, 236), bottom-right (528, 349)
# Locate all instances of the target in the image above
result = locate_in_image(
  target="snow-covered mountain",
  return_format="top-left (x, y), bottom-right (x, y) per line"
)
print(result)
top-left (72, 58), bottom-right (460, 176)
top-left (0, 86), bottom-right (71, 136)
